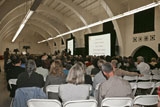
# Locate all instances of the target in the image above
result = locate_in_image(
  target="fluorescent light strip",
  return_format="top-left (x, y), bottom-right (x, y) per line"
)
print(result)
top-left (12, 10), bottom-right (34, 42)
top-left (38, 1), bottom-right (160, 43)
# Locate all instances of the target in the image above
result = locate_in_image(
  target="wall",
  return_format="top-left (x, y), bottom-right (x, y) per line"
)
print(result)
top-left (118, 7), bottom-right (160, 57)
top-left (1, 28), bottom-right (51, 55)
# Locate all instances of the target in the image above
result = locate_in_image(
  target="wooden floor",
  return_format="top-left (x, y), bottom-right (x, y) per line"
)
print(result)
top-left (0, 60), bottom-right (11, 107)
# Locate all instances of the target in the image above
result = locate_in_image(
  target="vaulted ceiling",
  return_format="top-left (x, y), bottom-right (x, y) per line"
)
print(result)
top-left (0, 0), bottom-right (155, 43)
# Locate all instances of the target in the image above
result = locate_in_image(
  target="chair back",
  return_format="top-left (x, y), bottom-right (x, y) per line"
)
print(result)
top-left (63, 99), bottom-right (97, 107)
top-left (123, 76), bottom-right (138, 82)
top-left (101, 97), bottom-right (132, 107)
top-left (133, 95), bottom-right (158, 106)
top-left (27, 99), bottom-right (61, 107)
top-left (46, 85), bottom-right (60, 96)
top-left (150, 82), bottom-right (160, 94)
top-left (152, 75), bottom-right (160, 81)
top-left (130, 82), bottom-right (137, 96)
top-left (137, 82), bottom-right (155, 89)
top-left (8, 79), bottom-right (17, 89)
top-left (138, 75), bottom-right (152, 81)
top-left (151, 69), bottom-right (160, 75)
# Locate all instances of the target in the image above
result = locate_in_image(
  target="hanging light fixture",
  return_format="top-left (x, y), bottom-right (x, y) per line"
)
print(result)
top-left (12, 0), bottom-right (42, 42)
top-left (38, 1), bottom-right (160, 43)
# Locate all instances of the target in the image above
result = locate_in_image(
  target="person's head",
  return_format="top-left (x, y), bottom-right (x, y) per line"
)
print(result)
top-left (97, 59), bottom-right (107, 71)
top-left (66, 62), bottom-right (85, 84)
top-left (151, 57), bottom-right (156, 62)
top-left (76, 61), bottom-right (85, 72)
top-left (12, 55), bottom-right (21, 65)
top-left (6, 48), bottom-right (9, 51)
top-left (50, 60), bottom-right (63, 76)
top-left (137, 56), bottom-right (144, 63)
top-left (26, 60), bottom-right (37, 76)
top-left (102, 62), bottom-right (114, 78)
top-left (111, 59), bottom-right (118, 68)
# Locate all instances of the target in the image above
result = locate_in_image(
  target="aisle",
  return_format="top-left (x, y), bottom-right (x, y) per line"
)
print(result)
top-left (0, 60), bottom-right (11, 107)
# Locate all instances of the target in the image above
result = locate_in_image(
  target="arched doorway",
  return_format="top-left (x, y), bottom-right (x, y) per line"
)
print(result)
top-left (132, 46), bottom-right (158, 62)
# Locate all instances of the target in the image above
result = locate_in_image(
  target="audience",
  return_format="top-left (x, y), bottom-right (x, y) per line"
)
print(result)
top-left (16, 60), bottom-right (44, 88)
top-left (4, 50), bottom-right (159, 106)
top-left (97, 63), bottom-right (132, 106)
top-left (44, 60), bottom-right (66, 99)
top-left (59, 62), bottom-right (90, 103)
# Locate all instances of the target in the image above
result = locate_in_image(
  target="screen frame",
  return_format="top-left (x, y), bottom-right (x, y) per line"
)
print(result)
top-left (66, 36), bottom-right (75, 55)
top-left (85, 32), bottom-right (114, 56)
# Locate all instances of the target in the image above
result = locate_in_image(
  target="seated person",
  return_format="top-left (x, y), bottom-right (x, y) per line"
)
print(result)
top-left (35, 58), bottom-right (48, 81)
top-left (44, 60), bottom-right (66, 99)
top-left (77, 61), bottom-right (92, 85)
top-left (136, 56), bottom-right (150, 75)
top-left (59, 62), bottom-right (90, 103)
top-left (149, 57), bottom-right (157, 69)
top-left (16, 60), bottom-right (44, 89)
top-left (97, 63), bottom-right (132, 106)
top-left (93, 59), bottom-right (107, 89)
top-left (7, 55), bottom-right (25, 97)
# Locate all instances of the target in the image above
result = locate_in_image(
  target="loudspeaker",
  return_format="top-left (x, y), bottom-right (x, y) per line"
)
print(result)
top-left (158, 44), bottom-right (160, 52)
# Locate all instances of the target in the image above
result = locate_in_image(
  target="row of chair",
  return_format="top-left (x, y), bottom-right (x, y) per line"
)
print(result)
top-left (27, 95), bottom-right (159, 107)
top-left (8, 79), bottom-right (160, 97)
top-left (123, 74), bottom-right (160, 82)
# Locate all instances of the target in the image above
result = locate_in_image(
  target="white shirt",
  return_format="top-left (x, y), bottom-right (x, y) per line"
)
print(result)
top-left (86, 65), bottom-right (94, 75)
top-left (36, 67), bottom-right (48, 81)
top-left (137, 62), bottom-right (150, 75)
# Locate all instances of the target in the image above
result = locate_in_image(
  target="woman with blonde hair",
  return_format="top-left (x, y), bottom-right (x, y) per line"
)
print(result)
top-left (59, 62), bottom-right (90, 103)
top-left (44, 59), bottom-right (66, 99)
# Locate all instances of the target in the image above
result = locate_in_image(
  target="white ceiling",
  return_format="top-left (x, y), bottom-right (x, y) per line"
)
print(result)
top-left (0, 0), bottom-right (157, 43)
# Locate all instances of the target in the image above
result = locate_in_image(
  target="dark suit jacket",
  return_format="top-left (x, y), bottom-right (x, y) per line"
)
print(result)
top-left (17, 72), bottom-right (44, 89)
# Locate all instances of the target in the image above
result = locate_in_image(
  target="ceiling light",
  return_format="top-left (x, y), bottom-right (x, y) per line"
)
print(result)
top-left (38, 1), bottom-right (160, 43)
top-left (12, 10), bottom-right (33, 42)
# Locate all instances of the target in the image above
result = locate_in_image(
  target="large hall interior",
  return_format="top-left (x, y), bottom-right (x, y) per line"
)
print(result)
top-left (0, 0), bottom-right (160, 107)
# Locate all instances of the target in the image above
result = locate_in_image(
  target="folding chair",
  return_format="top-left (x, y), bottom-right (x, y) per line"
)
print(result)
top-left (27, 99), bottom-right (61, 107)
top-left (138, 75), bottom-right (152, 81)
top-left (132, 95), bottom-right (158, 106)
top-left (123, 76), bottom-right (138, 82)
top-left (135, 82), bottom-right (155, 95)
top-left (130, 82), bottom-right (137, 96)
top-left (46, 85), bottom-right (60, 96)
top-left (8, 79), bottom-right (17, 89)
top-left (150, 82), bottom-right (160, 95)
top-left (152, 75), bottom-right (160, 81)
top-left (94, 83), bottom-right (101, 98)
top-left (151, 69), bottom-right (160, 75)
top-left (63, 99), bottom-right (97, 107)
top-left (101, 97), bottom-right (132, 107)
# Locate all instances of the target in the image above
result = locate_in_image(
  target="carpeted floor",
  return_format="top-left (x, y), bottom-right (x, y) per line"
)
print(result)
top-left (0, 60), bottom-right (11, 107)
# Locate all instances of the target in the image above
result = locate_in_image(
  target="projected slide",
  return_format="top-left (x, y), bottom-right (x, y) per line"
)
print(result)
top-left (89, 33), bottom-right (110, 56)
top-left (67, 39), bottom-right (73, 55)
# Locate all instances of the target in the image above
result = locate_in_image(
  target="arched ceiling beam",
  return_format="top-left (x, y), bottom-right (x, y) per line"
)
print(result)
top-left (56, 0), bottom-right (99, 33)
top-left (0, 1), bottom-right (32, 30)
top-left (2, 24), bottom-right (52, 53)
top-left (100, 0), bottom-right (124, 55)
top-left (37, 4), bottom-right (81, 33)
top-left (1, 22), bottom-right (52, 51)
top-left (0, 11), bottom-right (68, 45)
top-left (0, 18), bottom-right (54, 42)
